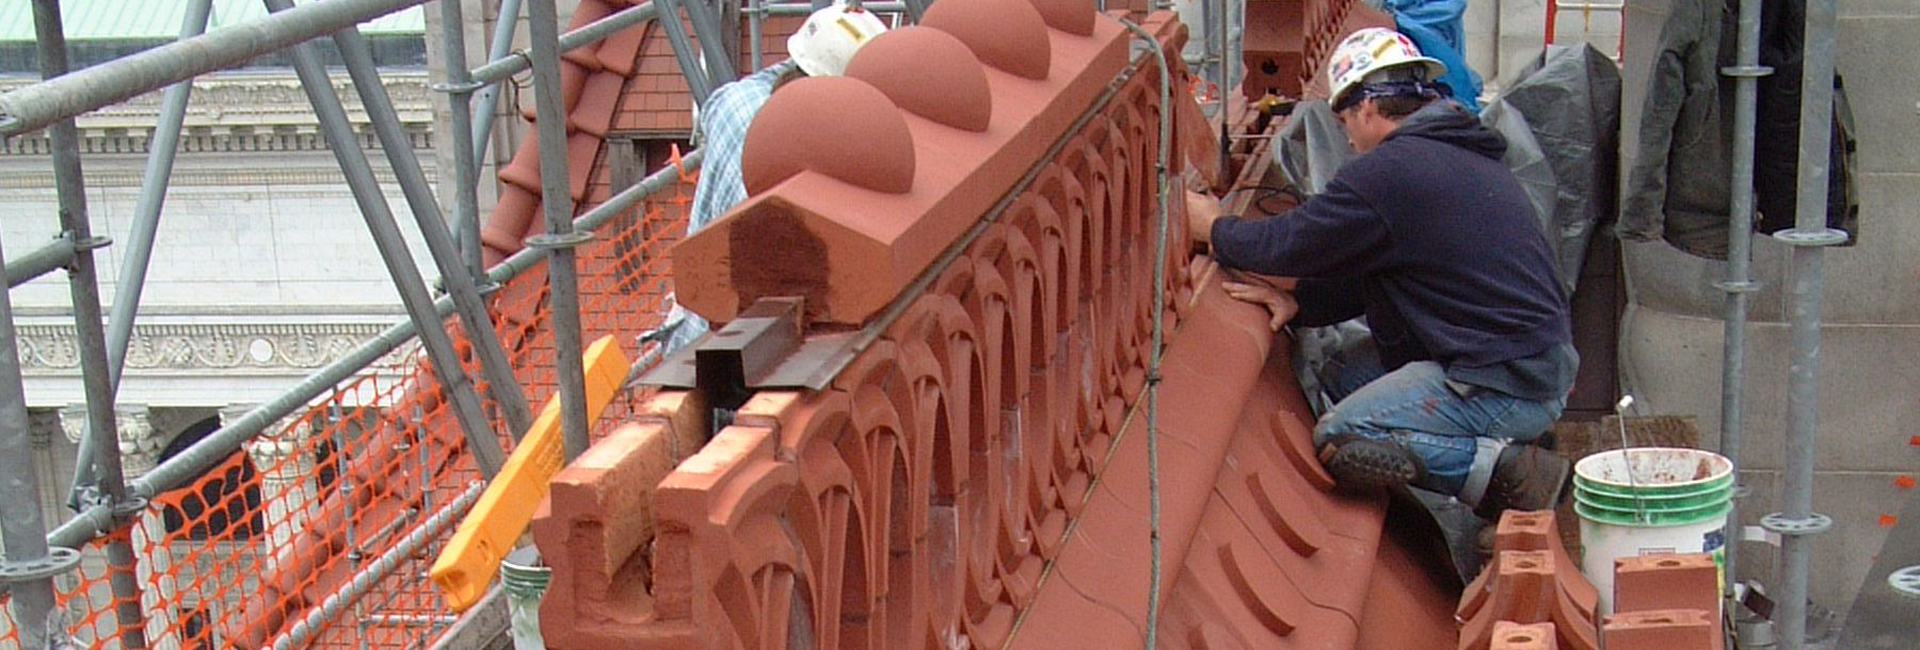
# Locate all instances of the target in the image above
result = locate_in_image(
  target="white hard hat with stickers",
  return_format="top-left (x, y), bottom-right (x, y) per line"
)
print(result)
top-left (1325, 27), bottom-right (1448, 112)
top-left (787, 3), bottom-right (890, 77)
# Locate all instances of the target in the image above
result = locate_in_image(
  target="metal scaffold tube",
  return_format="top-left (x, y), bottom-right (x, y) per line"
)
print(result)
top-left (467, 0), bottom-right (524, 216)
top-left (468, 2), bottom-right (660, 86)
top-left (1769, 0), bottom-right (1843, 648)
top-left (445, 0), bottom-right (490, 282)
top-left (2, 236), bottom-right (78, 288)
top-left (260, 0), bottom-right (507, 476)
top-left (30, 2), bottom-right (148, 646)
top-left (68, 0), bottom-right (216, 512)
top-left (524, 0), bottom-right (596, 461)
top-left (748, 0), bottom-right (764, 70)
top-left (0, 230), bottom-right (62, 650)
top-left (678, 0), bottom-right (738, 84)
top-left (647, 0), bottom-right (716, 104)
top-left (0, 0), bottom-right (434, 137)
top-left (324, 12), bottom-right (538, 439)
top-left (1716, 0), bottom-right (1770, 602)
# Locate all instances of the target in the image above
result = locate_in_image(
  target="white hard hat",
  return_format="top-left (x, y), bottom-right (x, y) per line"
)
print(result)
top-left (788, 4), bottom-right (890, 77)
top-left (1325, 27), bottom-right (1447, 111)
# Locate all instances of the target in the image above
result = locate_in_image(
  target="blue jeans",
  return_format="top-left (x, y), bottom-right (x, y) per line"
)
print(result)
top-left (1309, 341), bottom-right (1566, 498)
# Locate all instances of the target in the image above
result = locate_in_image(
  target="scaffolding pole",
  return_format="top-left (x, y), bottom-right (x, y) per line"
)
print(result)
top-left (647, 0), bottom-right (717, 104)
top-left (0, 230), bottom-right (60, 650)
top-left (467, 0), bottom-right (523, 241)
top-left (524, 0), bottom-right (595, 461)
top-left (447, 0), bottom-right (492, 282)
top-left (2, 236), bottom-right (77, 288)
top-left (1716, 0), bottom-right (1769, 610)
top-left (261, 0), bottom-right (507, 476)
top-left (676, 0), bottom-right (738, 84)
top-left (1768, 0), bottom-right (1843, 648)
top-left (29, 1), bottom-right (149, 646)
top-left (748, 0), bottom-right (765, 69)
top-left (468, 3), bottom-right (661, 86)
top-left (68, 0), bottom-right (216, 510)
top-left (0, 0), bottom-right (434, 137)
top-left (324, 13), bottom-right (538, 439)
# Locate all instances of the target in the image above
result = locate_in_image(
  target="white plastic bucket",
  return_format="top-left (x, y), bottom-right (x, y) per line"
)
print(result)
top-left (1573, 447), bottom-right (1733, 615)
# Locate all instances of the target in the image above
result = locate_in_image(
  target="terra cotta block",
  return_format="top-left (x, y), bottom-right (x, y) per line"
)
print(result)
top-left (1601, 609), bottom-right (1715, 650)
top-left (1492, 621), bottom-right (1557, 650)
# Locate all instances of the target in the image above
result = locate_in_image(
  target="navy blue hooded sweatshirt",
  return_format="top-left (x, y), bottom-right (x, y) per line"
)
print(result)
top-left (1210, 101), bottom-right (1576, 400)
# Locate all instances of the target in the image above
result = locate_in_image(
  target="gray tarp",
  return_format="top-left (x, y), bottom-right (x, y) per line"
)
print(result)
top-left (1272, 99), bottom-right (1356, 197)
top-left (1481, 100), bottom-right (1565, 287)
top-left (1489, 44), bottom-right (1623, 293)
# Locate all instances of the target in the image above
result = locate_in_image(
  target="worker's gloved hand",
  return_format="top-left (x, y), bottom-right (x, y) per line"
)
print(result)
top-left (1185, 190), bottom-right (1223, 244)
top-left (1222, 279), bottom-right (1298, 331)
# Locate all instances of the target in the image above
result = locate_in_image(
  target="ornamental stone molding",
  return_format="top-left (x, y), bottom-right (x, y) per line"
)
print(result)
top-left (16, 322), bottom-right (416, 375)
top-left (59, 403), bottom-right (167, 478)
top-left (0, 72), bottom-right (435, 158)
top-left (0, 162), bottom-right (440, 190)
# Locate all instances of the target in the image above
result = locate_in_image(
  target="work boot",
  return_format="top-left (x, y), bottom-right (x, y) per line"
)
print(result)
top-left (1473, 443), bottom-right (1572, 520)
top-left (1318, 433), bottom-right (1426, 491)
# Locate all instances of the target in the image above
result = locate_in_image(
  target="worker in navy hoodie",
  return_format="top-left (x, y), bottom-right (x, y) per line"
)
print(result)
top-left (1186, 28), bottom-right (1578, 520)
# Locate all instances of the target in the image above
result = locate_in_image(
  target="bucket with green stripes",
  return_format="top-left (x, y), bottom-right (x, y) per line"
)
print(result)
top-left (1572, 447), bottom-right (1733, 615)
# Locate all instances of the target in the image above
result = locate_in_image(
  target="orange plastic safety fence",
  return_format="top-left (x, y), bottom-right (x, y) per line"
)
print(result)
top-left (0, 175), bottom-right (695, 650)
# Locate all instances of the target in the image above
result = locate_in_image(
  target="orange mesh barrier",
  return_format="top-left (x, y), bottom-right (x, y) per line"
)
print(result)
top-left (0, 176), bottom-right (694, 650)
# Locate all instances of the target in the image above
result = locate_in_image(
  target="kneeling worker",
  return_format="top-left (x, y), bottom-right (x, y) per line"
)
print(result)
top-left (1186, 28), bottom-right (1577, 519)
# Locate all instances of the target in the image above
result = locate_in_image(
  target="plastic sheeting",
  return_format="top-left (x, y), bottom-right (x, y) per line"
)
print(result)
top-left (1271, 99), bottom-right (1357, 197)
top-left (1482, 100), bottom-right (1564, 285)
top-left (1488, 44), bottom-right (1622, 293)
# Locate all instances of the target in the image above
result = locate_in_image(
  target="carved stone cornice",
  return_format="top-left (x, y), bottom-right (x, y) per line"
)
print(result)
top-left (0, 72), bottom-right (436, 156)
top-left (0, 161), bottom-right (439, 190)
top-left (17, 322), bottom-right (418, 375)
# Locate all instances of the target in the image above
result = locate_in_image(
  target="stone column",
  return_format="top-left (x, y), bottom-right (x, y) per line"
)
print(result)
top-left (59, 403), bottom-right (179, 650)
top-left (226, 405), bottom-right (318, 568)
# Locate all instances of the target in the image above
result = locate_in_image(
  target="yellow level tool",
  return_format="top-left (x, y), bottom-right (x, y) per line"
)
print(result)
top-left (430, 334), bottom-right (629, 612)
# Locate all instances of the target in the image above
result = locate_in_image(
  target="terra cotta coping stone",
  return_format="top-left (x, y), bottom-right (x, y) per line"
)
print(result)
top-left (670, 2), bottom-right (1129, 325)
top-left (1601, 609), bottom-right (1716, 650)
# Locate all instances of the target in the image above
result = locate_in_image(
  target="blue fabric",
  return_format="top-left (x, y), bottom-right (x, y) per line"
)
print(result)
top-left (1209, 102), bottom-right (1572, 398)
top-left (1310, 339), bottom-right (1565, 496)
top-left (1379, 0), bottom-right (1482, 111)
top-left (656, 61), bottom-right (799, 356)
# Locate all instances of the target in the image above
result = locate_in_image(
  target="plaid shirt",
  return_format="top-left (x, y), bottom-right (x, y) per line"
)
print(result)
top-left (656, 61), bottom-right (799, 356)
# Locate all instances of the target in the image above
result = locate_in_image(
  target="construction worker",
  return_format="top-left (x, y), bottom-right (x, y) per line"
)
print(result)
top-left (653, 3), bottom-right (889, 355)
top-left (1185, 28), bottom-right (1576, 520)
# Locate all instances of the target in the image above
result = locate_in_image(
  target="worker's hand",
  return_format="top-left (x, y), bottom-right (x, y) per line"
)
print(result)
top-left (1223, 279), bottom-right (1298, 331)
top-left (1186, 190), bottom-right (1223, 244)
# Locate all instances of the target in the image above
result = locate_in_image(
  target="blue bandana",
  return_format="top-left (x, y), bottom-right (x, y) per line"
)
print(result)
top-left (1333, 79), bottom-right (1452, 113)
